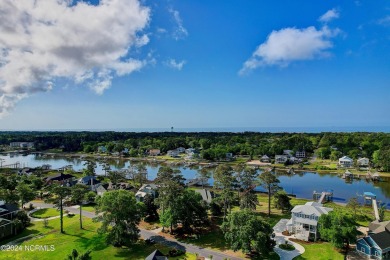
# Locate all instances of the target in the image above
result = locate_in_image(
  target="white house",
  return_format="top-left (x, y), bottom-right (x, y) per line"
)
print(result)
top-left (295, 150), bottom-right (306, 158)
top-left (185, 148), bottom-right (196, 154)
top-left (135, 184), bottom-right (158, 202)
top-left (10, 142), bottom-right (34, 149)
top-left (167, 150), bottom-right (179, 157)
top-left (176, 147), bottom-right (186, 153)
top-left (339, 156), bottom-right (354, 168)
top-left (275, 155), bottom-right (288, 164)
top-left (286, 201), bottom-right (333, 241)
top-left (357, 157), bottom-right (370, 167)
top-left (260, 155), bottom-right (270, 163)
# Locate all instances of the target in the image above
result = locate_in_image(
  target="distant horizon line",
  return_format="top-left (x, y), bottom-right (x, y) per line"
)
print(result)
top-left (1, 126), bottom-right (390, 133)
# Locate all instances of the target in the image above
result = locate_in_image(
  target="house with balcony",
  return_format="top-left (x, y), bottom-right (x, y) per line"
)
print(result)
top-left (339, 156), bottom-right (354, 168)
top-left (286, 201), bottom-right (333, 241)
top-left (357, 157), bottom-right (370, 167)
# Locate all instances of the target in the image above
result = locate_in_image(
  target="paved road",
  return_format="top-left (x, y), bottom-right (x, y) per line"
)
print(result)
top-left (273, 219), bottom-right (305, 260)
top-left (30, 202), bottom-right (243, 260)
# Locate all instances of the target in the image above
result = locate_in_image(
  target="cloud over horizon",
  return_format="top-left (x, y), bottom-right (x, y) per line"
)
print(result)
top-left (0, 0), bottom-right (150, 117)
top-left (240, 9), bottom-right (341, 74)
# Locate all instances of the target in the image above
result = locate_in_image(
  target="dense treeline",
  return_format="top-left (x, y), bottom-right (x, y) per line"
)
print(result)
top-left (0, 131), bottom-right (389, 169)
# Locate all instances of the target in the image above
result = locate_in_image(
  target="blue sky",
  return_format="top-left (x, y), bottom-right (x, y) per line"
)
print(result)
top-left (0, 0), bottom-right (389, 130)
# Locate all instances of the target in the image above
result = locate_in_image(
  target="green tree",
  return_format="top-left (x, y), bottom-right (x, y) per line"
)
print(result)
top-left (197, 167), bottom-right (211, 188)
top-left (258, 171), bottom-right (280, 217)
top-left (71, 184), bottom-right (90, 229)
top-left (0, 174), bottom-right (19, 204)
top-left (160, 208), bottom-right (173, 233)
top-left (373, 148), bottom-right (390, 171)
top-left (107, 170), bottom-right (126, 188)
top-left (214, 164), bottom-right (236, 218)
top-left (378, 204), bottom-right (386, 222)
top-left (221, 210), bottom-right (275, 255)
top-left (67, 249), bottom-right (92, 260)
top-left (16, 182), bottom-right (36, 209)
top-left (45, 184), bottom-right (71, 233)
top-left (346, 197), bottom-right (360, 219)
top-left (102, 163), bottom-right (111, 177)
top-left (273, 191), bottom-right (292, 213)
top-left (143, 194), bottom-right (159, 222)
top-left (237, 167), bottom-right (259, 210)
top-left (155, 166), bottom-right (184, 211)
top-left (135, 164), bottom-right (148, 187)
top-left (83, 160), bottom-right (96, 177)
top-left (173, 189), bottom-right (208, 234)
top-left (85, 191), bottom-right (96, 203)
top-left (95, 190), bottom-right (143, 246)
top-left (318, 211), bottom-right (361, 252)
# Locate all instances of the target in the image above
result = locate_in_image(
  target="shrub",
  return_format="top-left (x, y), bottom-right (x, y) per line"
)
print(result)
top-left (279, 243), bottom-right (295, 251)
top-left (169, 249), bottom-right (185, 257)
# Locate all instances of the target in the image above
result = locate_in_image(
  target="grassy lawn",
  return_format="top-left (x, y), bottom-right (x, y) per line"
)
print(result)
top-left (81, 204), bottom-right (96, 213)
top-left (30, 208), bottom-right (59, 219)
top-left (0, 215), bottom-right (195, 260)
top-left (293, 241), bottom-right (344, 260)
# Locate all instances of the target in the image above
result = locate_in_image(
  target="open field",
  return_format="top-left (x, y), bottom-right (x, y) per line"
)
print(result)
top-left (293, 241), bottom-right (344, 260)
top-left (30, 208), bottom-right (59, 219)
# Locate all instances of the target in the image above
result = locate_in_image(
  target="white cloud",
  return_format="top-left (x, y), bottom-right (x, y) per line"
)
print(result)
top-left (166, 59), bottom-right (186, 70)
top-left (156, 27), bottom-right (167, 34)
top-left (239, 26), bottom-right (340, 74)
top-left (169, 8), bottom-right (188, 40)
top-left (378, 15), bottom-right (390, 26)
top-left (0, 0), bottom-right (150, 117)
top-left (319, 8), bottom-right (340, 23)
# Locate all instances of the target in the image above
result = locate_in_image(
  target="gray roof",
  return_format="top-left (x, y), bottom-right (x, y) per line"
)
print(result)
top-left (339, 156), bottom-right (353, 162)
top-left (145, 250), bottom-right (167, 260)
top-left (369, 220), bottom-right (390, 234)
top-left (370, 231), bottom-right (390, 250)
top-left (291, 201), bottom-right (333, 217)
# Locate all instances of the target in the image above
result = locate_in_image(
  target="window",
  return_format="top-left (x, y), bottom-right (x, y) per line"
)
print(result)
top-left (360, 247), bottom-right (365, 253)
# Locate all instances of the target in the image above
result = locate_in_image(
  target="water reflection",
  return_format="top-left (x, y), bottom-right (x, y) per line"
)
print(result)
top-left (0, 153), bottom-right (389, 207)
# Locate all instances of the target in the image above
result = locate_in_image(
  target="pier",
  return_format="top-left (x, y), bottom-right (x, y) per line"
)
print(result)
top-left (313, 189), bottom-right (334, 203)
top-left (363, 192), bottom-right (380, 220)
top-left (0, 162), bottom-right (21, 169)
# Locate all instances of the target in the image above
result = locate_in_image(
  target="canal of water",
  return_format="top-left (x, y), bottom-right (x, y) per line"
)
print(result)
top-left (1, 153), bottom-right (389, 207)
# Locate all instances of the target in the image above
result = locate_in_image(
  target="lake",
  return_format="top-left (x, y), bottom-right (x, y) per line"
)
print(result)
top-left (1, 153), bottom-right (389, 207)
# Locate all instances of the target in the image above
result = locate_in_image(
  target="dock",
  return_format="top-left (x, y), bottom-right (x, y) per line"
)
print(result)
top-left (0, 162), bottom-right (21, 169)
top-left (313, 189), bottom-right (334, 203)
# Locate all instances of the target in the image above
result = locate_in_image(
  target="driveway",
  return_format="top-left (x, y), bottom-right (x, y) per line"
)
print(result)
top-left (273, 219), bottom-right (305, 260)
top-left (29, 201), bottom-right (243, 260)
